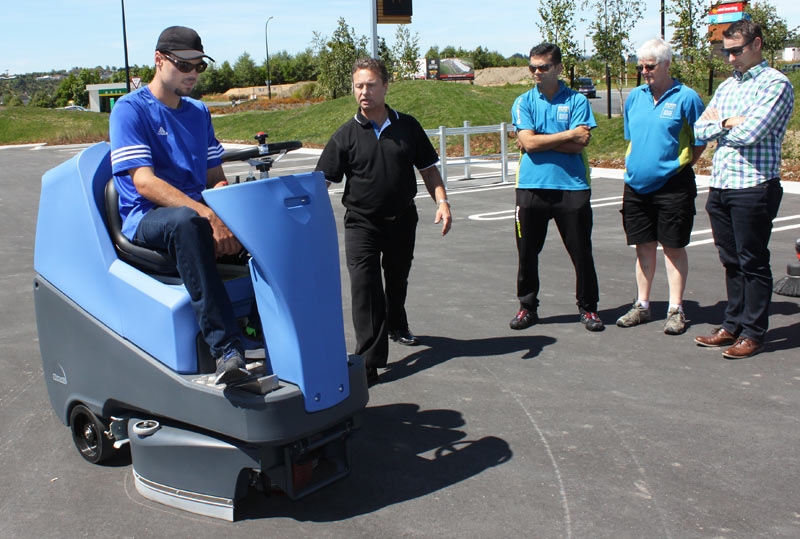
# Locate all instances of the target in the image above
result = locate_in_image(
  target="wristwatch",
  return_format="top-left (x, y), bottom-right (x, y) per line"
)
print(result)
top-left (436, 199), bottom-right (450, 206)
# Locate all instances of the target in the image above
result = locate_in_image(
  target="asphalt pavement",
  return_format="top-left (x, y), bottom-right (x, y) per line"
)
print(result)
top-left (1, 143), bottom-right (798, 538)
top-left (588, 87), bottom-right (633, 117)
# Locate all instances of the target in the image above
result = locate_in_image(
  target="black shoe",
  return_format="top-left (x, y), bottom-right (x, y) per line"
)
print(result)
top-left (579, 310), bottom-right (605, 332)
top-left (366, 366), bottom-right (379, 386)
top-left (389, 328), bottom-right (420, 346)
top-left (510, 309), bottom-right (538, 330)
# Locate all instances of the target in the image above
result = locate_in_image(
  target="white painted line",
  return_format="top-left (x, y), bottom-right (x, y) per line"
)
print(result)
top-left (0, 143), bottom-right (45, 150)
top-left (469, 209), bottom-right (514, 221)
top-left (772, 223), bottom-right (800, 234)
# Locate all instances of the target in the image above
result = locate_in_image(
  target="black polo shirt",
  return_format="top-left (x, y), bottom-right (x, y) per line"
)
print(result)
top-left (316, 106), bottom-right (439, 218)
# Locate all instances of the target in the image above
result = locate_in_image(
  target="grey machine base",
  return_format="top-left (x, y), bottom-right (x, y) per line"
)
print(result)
top-left (34, 276), bottom-right (368, 520)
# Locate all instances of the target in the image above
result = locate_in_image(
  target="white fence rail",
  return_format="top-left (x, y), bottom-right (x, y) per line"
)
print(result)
top-left (424, 121), bottom-right (518, 186)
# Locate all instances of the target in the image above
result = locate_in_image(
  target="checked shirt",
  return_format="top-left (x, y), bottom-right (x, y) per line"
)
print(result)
top-left (694, 61), bottom-right (794, 189)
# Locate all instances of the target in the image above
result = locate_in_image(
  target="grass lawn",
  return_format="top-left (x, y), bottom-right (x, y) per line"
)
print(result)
top-left (1, 70), bottom-right (796, 168)
top-left (0, 107), bottom-right (109, 145)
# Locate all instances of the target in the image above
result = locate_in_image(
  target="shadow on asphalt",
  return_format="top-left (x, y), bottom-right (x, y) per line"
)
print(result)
top-left (237, 402), bottom-right (512, 521)
top-left (383, 334), bottom-right (559, 383)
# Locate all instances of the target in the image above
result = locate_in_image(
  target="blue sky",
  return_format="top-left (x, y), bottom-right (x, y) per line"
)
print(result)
top-left (3, 1), bottom-right (799, 74)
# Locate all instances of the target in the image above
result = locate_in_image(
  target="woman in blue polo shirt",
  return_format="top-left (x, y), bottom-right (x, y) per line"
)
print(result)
top-left (617, 38), bottom-right (706, 335)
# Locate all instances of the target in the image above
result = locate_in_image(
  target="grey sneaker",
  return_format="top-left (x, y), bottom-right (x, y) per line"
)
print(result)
top-left (663, 307), bottom-right (687, 335)
top-left (215, 346), bottom-right (249, 385)
top-left (616, 301), bottom-right (651, 327)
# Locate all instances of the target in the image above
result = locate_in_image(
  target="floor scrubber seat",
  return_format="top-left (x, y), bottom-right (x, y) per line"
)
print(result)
top-left (104, 179), bottom-right (179, 276)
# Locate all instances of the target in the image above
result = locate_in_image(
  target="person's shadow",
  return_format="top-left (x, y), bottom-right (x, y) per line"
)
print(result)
top-left (765, 299), bottom-right (800, 353)
top-left (237, 402), bottom-right (512, 521)
top-left (381, 334), bottom-right (558, 384)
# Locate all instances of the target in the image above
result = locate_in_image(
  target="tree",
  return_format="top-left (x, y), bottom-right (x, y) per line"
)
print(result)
top-left (584, 0), bottom-right (644, 113)
top-left (53, 69), bottom-right (102, 107)
top-left (391, 26), bottom-right (420, 79)
top-left (668, 0), bottom-right (726, 95)
top-left (218, 61), bottom-right (235, 92)
top-left (537, 0), bottom-right (581, 71)
top-left (312, 18), bottom-right (368, 99)
top-left (746, 1), bottom-right (790, 66)
top-left (425, 46), bottom-right (440, 60)
top-left (233, 52), bottom-right (260, 88)
top-left (29, 90), bottom-right (55, 108)
top-left (377, 37), bottom-right (395, 77)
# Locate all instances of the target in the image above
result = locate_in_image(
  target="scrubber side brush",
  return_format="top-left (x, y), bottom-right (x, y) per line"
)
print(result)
top-left (773, 238), bottom-right (800, 298)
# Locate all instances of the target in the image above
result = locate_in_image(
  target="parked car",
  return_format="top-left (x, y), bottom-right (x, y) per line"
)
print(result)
top-left (781, 63), bottom-right (800, 73)
top-left (575, 77), bottom-right (597, 99)
top-left (58, 105), bottom-right (89, 111)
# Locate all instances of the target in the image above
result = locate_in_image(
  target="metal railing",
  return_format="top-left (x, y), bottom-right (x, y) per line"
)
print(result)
top-left (425, 121), bottom-right (518, 186)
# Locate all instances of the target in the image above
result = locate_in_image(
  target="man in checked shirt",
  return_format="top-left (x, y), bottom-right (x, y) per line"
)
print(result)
top-left (694, 19), bottom-right (794, 359)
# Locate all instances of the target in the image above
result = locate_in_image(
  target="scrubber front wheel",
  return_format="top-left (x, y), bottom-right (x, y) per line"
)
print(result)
top-left (69, 404), bottom-right (112, 464)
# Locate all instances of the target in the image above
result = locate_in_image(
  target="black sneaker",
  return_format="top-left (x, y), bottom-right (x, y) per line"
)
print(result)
top-left (389, 328), bottom-right (420, 346)
top-left (580, 310), bottom-right (605, 332)
top-left (366, 366), bottom-right (379, 386)
top-left (215, 347), bottom-right (249, 385)
top-left (510, 309), bottom-right (538, 330)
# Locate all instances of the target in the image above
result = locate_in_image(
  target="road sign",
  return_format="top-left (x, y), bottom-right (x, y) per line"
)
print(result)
top-left (708, 11), bottom-right (745, 24)
top-left (130, 77), bottom-right (141, 90)
top-left (377, 0), bottom-right (411, 23)
top-left (709, 2), bottom-right (743, 14)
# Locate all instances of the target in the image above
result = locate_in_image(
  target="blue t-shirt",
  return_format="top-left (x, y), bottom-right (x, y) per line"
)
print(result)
top-left (624, 80), bottom-right (705, 194)
top-left (109, 87), bottom-right (224, 239)
top-left (511, 81), bottom-right (596, 190)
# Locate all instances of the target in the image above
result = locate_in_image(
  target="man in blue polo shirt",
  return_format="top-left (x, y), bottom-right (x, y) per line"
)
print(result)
top-left (510, 42), bottom-right (603, 332)
top-left (616, 38), bottom-right (706, 336)
top-left (109, 26), bottom-right (250, 385)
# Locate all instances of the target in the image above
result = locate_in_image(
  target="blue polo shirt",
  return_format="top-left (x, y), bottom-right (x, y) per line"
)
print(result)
top-left (624, 80), bottom-right (705, 194)
top-left (511, 81), bottom-right (596, 190)
top-left (109, 87), bottom-right (224, 239)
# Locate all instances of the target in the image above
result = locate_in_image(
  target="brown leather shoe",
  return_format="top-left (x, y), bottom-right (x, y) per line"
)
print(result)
top-left (695, 327), bottom-right (737, 347)
top-left (722, 337), bottom-right (763, 359)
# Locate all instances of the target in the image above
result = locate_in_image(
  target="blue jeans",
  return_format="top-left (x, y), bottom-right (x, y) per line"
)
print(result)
top-left (134, 206), bottom-right (241, 358)
top-left (705, 180), bottom-right (783, 342)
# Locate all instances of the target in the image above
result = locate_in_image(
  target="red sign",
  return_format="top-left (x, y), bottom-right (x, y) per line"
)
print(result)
top-left (710, 2), bottom-right (743, 15)
top-left (130, 77), bottom-right (142, 90)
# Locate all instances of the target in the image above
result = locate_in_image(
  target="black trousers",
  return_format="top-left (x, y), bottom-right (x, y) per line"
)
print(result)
top-left (344, 207), bottom-right (418, 369)
top-left (705, 180), bottom-right (783, 342)
top-left (515, 188), bottom-right (599, 313)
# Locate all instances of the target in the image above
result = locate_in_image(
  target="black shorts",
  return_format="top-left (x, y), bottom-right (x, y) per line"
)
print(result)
top-left (621, 166), bottom-right (697, 248)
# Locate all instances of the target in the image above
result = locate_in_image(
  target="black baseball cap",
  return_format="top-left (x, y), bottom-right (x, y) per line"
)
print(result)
top-left (155, 26), bottom-right (215, 62)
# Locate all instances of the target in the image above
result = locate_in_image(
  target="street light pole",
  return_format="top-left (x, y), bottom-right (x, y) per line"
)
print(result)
top-left (265, 16), bottom-right (274, 99)
top-left (121, 0), bottom-right (131, 94)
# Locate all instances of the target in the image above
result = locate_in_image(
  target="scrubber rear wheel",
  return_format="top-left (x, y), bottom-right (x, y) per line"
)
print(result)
top-left (69, 404), bottom-right (113, 464)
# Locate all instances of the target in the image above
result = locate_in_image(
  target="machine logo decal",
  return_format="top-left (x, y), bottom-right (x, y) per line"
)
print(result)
top-left (52, 364), bottom-right (67, 385)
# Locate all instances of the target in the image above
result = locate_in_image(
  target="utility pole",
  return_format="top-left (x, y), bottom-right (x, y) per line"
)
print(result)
top-left (265, 16), bottom-right (274, 99)
top-left (121, 0), bottom-right (131, 94)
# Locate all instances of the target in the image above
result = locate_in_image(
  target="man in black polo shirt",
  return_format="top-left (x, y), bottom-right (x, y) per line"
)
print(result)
top-left (316, 57), bottom-right (452, 384)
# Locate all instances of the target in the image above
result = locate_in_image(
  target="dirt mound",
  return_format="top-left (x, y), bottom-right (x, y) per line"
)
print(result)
top-left (223, 82), bottom-right (312, 99)
top-left (474, 66), bottom-right (532, 86)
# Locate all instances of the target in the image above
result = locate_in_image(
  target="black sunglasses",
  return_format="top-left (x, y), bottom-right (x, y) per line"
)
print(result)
top-left (161, 52), bottom-right (208, 74)
top-left (636, 63), bottom-right (659, 72)
top-left (529, 63), bottom-right (553, 73)
top-left (720, 36), bottom-right (756, 57)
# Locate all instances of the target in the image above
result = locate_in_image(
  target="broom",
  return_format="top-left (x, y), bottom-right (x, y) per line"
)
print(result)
top-left (773, 238), bottom-right (800, 297)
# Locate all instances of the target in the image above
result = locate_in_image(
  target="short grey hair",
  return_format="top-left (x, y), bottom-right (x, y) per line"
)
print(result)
top-left (636, 38), bottom-right (672, 65)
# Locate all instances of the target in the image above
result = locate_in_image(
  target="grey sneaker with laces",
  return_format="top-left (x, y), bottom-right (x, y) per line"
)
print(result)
top-left (663, 307), bottom-right (687, 335)
top-left (616, 301), bottom-right (651, 327)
